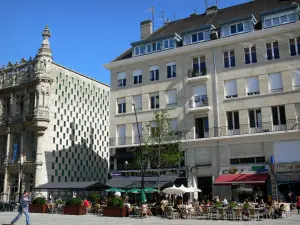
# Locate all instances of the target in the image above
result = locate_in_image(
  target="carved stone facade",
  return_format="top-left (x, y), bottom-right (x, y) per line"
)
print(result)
top-left (0, 26), bottom-right (110, 201)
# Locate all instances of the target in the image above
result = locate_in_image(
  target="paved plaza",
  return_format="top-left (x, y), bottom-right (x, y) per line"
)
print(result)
top-left (0, 212), bottom-right (300, 225)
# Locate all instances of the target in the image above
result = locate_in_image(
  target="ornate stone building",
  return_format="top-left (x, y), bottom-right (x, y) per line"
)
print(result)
top-left (0, 26), bottom-right (110, 201)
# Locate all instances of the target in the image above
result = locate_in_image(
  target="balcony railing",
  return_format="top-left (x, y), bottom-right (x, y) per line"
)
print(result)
top-left (109, 119), bottom-right (300, 146)
top-left (188, 69), bottom-right (207, 78)
top-left (189, 95), bottom-right (208, 109)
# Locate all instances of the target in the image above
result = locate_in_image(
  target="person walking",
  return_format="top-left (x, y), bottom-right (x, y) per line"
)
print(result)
top-left (296, 193), bottom-right (300, 214)
top-left (11, 190), bottom-right (30, 225)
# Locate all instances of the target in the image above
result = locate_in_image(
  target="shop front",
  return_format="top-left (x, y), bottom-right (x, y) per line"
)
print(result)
top-left (275, 163), bottom-right (300, 202)
top-left (214, 165), bottom-right (271, 202)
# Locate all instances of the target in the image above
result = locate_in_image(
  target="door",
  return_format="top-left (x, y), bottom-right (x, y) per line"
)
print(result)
top-left (195, 117), bottom-right (209, 138)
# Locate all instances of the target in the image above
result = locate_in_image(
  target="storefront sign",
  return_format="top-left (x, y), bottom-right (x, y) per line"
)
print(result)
top-left (220, 165), bottom-right (268, 175)
top-left (275, 163), bottom-right (300, 173)
top-left (276, 173), bottom-right (300, 182)
top-left (110, 168), bottom-right (186, 178)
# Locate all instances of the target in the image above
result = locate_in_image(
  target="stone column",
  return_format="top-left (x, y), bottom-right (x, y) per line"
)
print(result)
top-left (3, 131), bottom-right (11, 202)
top-left (34, 131), bottom-right (44, 188)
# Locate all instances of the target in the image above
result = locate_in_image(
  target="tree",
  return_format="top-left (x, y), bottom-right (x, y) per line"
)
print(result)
top-left (133, 110), bottom-right (182, 189)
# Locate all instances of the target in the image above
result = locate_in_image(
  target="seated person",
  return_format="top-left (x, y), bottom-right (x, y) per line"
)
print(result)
top-left (223, 198), bottom-right (228, 206)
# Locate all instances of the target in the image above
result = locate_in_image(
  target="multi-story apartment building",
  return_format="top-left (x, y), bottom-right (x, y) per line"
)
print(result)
top-left (0, 26), bottom-right (110, 201)
top-left (105, 0), bottom-right (300, 200)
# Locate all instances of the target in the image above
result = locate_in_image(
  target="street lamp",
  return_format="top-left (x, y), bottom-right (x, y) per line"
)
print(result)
top-left (132, 104), bottom-right (145, 194)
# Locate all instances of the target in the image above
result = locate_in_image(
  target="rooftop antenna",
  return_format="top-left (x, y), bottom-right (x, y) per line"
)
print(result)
top-left (216, 0), bottom-right (218, 7)
top-left (205, 0), bottom-right (208, 9)
top-left (173, 13), bottom-right (176, 21)
top-left (159, 11), bottom-right (165, 25)
top-left (193, 8), bottom-right (198, 14)
top-left (147, 6), bottom-right (155, 31)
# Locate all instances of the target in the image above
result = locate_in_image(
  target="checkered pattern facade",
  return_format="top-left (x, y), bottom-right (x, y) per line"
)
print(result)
top-left (47, 64), bottom-right (110, 184)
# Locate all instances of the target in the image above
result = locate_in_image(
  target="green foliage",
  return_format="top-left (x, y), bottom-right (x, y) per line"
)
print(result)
top-left (32, 197), bottom-right (46, 205)
top-left (214, 201), bottom-right (222, 208)
top-left (107, 197), bottom-right (124, 208)
top-left (229, 201), bottom-right (236, 208)
top-left (65, 197), bottom-right (82, 206)
top-left (54, 199), bottom-right (64, 205)
top-left (88, 193), bottom-right (100, 202)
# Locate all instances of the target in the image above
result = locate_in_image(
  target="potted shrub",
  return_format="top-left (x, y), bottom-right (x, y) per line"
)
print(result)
top-left (103, 197), bottom-right (125, 217)
top-left (201, 67), bottom-right (207, 75)
top-left (29, 197), bottom-right (47, 213)
top-left (63, 197), bottom-right (86, 215)
top-left (88, 193), bottom-right (100, 203)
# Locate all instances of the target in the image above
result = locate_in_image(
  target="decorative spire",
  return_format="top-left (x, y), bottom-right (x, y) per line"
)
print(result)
top-left (36, 25), bottom-right (52, 60)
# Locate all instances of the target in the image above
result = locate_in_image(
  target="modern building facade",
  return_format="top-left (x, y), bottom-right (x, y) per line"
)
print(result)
top-left (105, 0), bottom-right (300, 200)
top-left (0, 26), bottom-right (110, 201)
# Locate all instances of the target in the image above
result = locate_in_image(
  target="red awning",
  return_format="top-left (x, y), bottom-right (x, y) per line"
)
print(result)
top-left (214, 173), bottom-right (268, 185)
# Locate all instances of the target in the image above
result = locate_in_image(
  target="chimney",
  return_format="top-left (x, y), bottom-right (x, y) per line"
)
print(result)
top-left (140, 20), bottom-right (153, 40)
top-left (206, 5), bottom-right (218, 15)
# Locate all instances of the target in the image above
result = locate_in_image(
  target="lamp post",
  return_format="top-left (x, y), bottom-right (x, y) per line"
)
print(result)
top-left (132, 104), bottom-right (145, 194)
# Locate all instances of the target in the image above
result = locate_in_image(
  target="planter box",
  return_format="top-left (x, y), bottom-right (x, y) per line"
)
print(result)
top-left (103, 207), bottom-right (126, 217)
top-left (62, 205), bottom-right (86, 215)
top-left (29, 204), bottom-right (47, 213)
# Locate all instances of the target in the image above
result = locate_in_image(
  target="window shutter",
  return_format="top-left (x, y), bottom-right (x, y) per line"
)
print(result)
top-left (117, 72), bottom-right (126, 79)
top-left (184, 34), bottom-right (191, 45)
top-left (246, 76), bottom-right (259, 93)
top-left (117, 98), bottom-right (126, 104)
top-left (268, 73), bottom-right (283, 92)
top-left (292, 70), bottom-right (300, 88)
top-left (149, 65), bottom-right (159, 71)
top-left (117, 125), bottom-right (126, 138)
top-left (133, 122), bottom-right (142, 136)
top-left (133, 95), bottom-right (142, 109)
top-left (167, 90), bottom-right (177, 104)
top-left (195, 148), bottom-right (211, 165)
top-left (133, 69), bottom-right (142, 77)
top-left (193, 85), bottom-right (207, 96)
top-left (171, 119), bottom-right (178, 131)
top-left (221, 26), bottom-right (230, 37)
top-left (224, 80), bottom-right (237, 96)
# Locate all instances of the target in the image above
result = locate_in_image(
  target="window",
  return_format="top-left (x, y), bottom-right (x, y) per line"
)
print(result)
top-left (191, 85), bottom-right (207, 108)
top-left (133, 69), bottom-right (142, 84)
top-left (221, 21), bottom-right (252, 37)
top-left (268, 72), bottom-right (283, 93)
top-left (150, 122), bottom-right (159, 137)
top-left (266, 41), bottom-right (280, 60)
top-left (289, 37), bottom-right (300, 56)
top-left (145, 41), bottom-right (162, 53)
top-left (117, 72), bottom-right (126, 87)
top-left (292, 70), bottom-right (300, 89)
top-left (244, 46), bottom-right (257, 64)
top-left (263, 10), bottom-right (297, 28)
top-left (134, 45), bottom-right (145, 56)
top-left (16, 95), bottom-right (24, 116)
top-left (246, 76), bottom-right (260, 95)
top-left (224, 80), bottom-right (238, 98)
top-left (150, 92), bottom-right (159, 109)
top-left (132, 122), bottom-right (142, 144)
top-left (272, 105), bottom-right (286, 125)
top-left (227, 111), bottom-right (240, 130)
top-left (231, 157), bottom-right (265, 165)
top-left (192, 56), bottom-right (206, 75)
top-left (149, 66), bottom-right (159, 81)
top-left (167, 62), bottom-right (176, 78)
top-left (117, 98), bottom-right (126, 114)
top-left (166, 89), bottom-right (177, 106)
top-left (171, 119), bottom-right (178, 131)
top-left (224, 50), bottom-right (235, 68)
top-left (163, 39), bottom-right (175, 49)
top-left (187, 30), bottom-right (210, 44)
top-left (132, 95), bottom-right (142, 111)
top-left (249, 109), bottom-right (262, 128)
top-left (117, 124), bottom-right (126, 145)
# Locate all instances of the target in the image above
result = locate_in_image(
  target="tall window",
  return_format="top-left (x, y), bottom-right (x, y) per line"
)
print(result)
top-left (192, 56), bottom-right (206, 75)
top-left (150, 92), bottom-right (159, 109)
top-left (167, 62), bottom-right (176, 78)
top-left (132, 95), bottom-right (142, 111)
top-left (249, 109), bottom-right (262, 128)
top-left (117, 72), bottom-right (126, 87)
top-left (268, 72), bottom-right (283, 93)
top-left (132, 122), bottom-right (142, 144)
top-left (292, 70), bottom-right (300, 89)
top-left (272, 105), bottom-right (286, 125)
top-left (224, 50), bottom-right (235, 68)
top-left (117, 98), bottom-right (126, 114)
top-left (133, 69), bottom-right (142, 84)
top-left (246, 76), bottom-right (260, 95)
top-left (117, 124), bottom-right (126, 145)
top-left (29, 93), bottom-right (35, 115)
top-left (227, 111), bottom-right (240, 130)
top-left (149, 66), bottom-right (159, 81)
top-left (224, 80), bottom-right (238, 98)
top-left (191, 85), bottom-right (207, 108)
top-left (166, 90), bottom-right (177, 106)
top-left (3, 97), bottom-right (10, 118)
top-left (289, 37), bottom-right (300, 56)
top-left (266, 41), bottom-right (280, 60)
top-left (222, 21), bottom-right (252, 37)
top-left (244, 46), bottom-right (257, 64)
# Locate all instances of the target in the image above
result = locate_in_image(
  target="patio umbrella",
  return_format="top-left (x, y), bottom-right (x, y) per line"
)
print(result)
top-left (189, 186), bottom-right (202, 192)
top-left (106, 187), bottom-right (126, 192)
top-left (144, 187), bottom-right (159, 193)
top-left (178, 184), bottom-right (190, 193)
top-left (141, 188), bottom-right (147, 203)
top-left (127, 188), bottom-right (141, 194)
top-left (163, 185), bottom-right (186, 195)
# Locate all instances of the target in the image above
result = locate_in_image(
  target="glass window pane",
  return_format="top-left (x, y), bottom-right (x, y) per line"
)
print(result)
top-left (170, 39), bottom-right (175, 48)
top-left (273, 17), bottom-right (280, 26)
top-left (140, 46), bottom-right (144, 54)
top-left (281, 15), bottom-right (288, 23)
top-left (152, 43), bottom-right (156, 51)
top-left (198, 32), bottom-right (204, 41)
top-left (192, 34), bottom-right (197, 42)
top-left (237, 23), bottom-right (244, 32)
top-left (264, 19), bottom-right (272, 27)
top-left (288, 13), bottom-right (296, 22)
top-left (147, 44), bottom-right (151, 53)
top-left (272, 107), bottom-right (279, 125)
top-left (135, 47), bottom-right (139, 55)
top-left (157, 42), bottom-right (161, 50)
top-left (230, 25), bottom-right (237, 34)
top-left (164, 40), bottom-right (169, 48)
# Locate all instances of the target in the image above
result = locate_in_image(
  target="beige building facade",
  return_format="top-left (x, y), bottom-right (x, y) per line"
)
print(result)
top-left (105, 0), bottom-right (300, 200)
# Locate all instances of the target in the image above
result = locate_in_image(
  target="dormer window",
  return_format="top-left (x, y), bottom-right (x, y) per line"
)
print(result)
top-left (134, 46), bottom-right (145, 56)
top-left (263, 10), bottom-right (297, 29)
top-left (163, 39), bottom-right (175, 49)
top-left (184, 30), bottom-right (210, 45)
top-left (221, 21), bottom-right (252, 37)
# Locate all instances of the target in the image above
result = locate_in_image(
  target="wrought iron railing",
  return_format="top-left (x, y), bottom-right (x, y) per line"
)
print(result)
top-left (109, 119), bottom-right (300, 146)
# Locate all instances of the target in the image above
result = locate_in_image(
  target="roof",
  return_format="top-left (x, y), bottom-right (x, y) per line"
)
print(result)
top-left (214, 173), bottom-right (269, 185)
top-left (106, 175), bottom-right (178, 188)
top-left (112, 0), bottom-right (300, 62)
top-left (35, 181), bottom-right (106, 190)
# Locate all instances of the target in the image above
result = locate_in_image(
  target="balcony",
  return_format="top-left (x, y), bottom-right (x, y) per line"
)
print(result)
top-left (109, 119), bottom-right (300, 147)
top-left (188, 95), bottom-right (210, 113)
top-left (187, 69), bottom-right (209, 84)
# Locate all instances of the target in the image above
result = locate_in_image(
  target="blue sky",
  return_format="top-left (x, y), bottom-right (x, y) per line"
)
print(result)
top-left (0, 0), bottom-right (250, 85)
